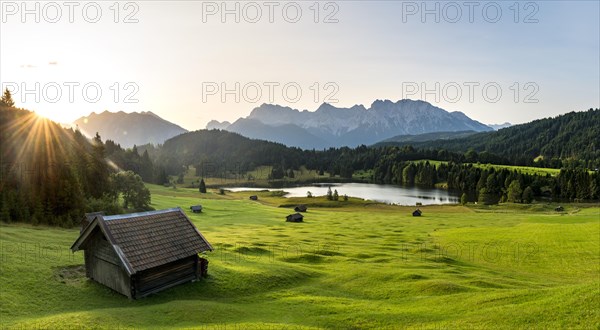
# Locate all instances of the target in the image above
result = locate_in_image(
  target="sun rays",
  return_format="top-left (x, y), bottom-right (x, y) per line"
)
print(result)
top-left (1, 110), bottom-right (74, 183)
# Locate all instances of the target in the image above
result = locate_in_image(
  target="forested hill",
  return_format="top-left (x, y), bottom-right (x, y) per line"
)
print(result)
top-left (156, 128), bottom-right (509, 179)
top-left (383, 109), bottom-right (600, 168)
top-left (0, 105), bottom-right (151, 226)
top-left (157, 129), bottom-right (307, 174)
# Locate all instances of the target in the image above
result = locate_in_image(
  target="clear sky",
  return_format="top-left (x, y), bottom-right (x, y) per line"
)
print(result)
top-left (1, 1), bottom-right (598, 130)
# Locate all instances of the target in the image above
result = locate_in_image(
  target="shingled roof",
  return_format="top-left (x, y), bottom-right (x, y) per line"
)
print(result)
top-left (71, 208), bottom-right (212, 275)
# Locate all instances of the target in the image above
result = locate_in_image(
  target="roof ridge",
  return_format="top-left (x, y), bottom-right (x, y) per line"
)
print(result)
top-left (103, 207), bottom-right (182, 220)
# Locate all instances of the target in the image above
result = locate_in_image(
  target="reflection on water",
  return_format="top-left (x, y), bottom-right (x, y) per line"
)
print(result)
top-left (228, 182), bottom-right (459, 206)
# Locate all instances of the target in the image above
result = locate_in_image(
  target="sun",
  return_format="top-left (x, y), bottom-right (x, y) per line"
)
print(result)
top-left (28, 104), bottom-right (91, 124)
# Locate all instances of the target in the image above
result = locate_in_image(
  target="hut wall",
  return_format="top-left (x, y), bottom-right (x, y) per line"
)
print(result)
top-left (86, 233), bottom-right (132, 298)
top-left (133, 255), bottom-right (199, 298)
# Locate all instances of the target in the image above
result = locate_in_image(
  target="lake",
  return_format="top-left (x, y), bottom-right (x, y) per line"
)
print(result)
top-left (227, 182), bottom-right (460, 205)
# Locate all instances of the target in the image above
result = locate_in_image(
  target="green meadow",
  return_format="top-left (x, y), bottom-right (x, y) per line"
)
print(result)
top-left (1, 184), bottom-right (598, 329)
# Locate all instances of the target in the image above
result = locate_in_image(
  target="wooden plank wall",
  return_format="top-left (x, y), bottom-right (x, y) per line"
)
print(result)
top-left (134, 255), bottom-right (198, 298)
top-left (87, 232), bottom-right (132, 298)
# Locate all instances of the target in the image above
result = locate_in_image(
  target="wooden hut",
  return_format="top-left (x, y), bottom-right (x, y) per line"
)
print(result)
top-left (71, 208), bottom-right (213, 299)
top-left (286, 213), bottom-right (304, 222)
top-left (294, 205), bottom-right (308, 212)
top-left (412, 209), bottom-right (422, 217)
top-left (249, 195), bottom-right (258, 201)
top-left (190, 205), bottom-right (203, 213)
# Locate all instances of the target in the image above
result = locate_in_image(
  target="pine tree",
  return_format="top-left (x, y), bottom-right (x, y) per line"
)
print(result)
top-left (155, 166), bottom-right (169, 185)
top-left (507, 180), bottom-right (522, 203)
top-left (31, 198), bottom-right (44, 225)
top-left (140, 150), bottom-right (154, 182)
top-left (522, 186), bottom-right (534, 204)
top-left (326, 187), bottom-right (333, 200)
top-left (478, 187), bottom-right (496, 205)
top-left (199, 179), bottom-right (207, 193)
top-left (1, 88), bottom-right (15, 107)
top-left (333, 189), bottom-right (339, 201)
top-left (460, 193), bottom-right (468, 205)
top-left (0, 198), bottom-right (10, 223)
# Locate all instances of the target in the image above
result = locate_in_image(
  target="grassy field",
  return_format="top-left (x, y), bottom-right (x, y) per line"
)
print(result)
top-left (412, 160), bottom-right (561, 176)
top-left (470, 163), bottom-right (561, 176)
top-left (1, 184), bottom-right (599, 329)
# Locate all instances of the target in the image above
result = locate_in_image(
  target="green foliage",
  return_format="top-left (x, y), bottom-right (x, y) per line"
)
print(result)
top-left (507, 180), bottom-right (522, 203)
top-left (0, 198), bottom-right (10, 223)
top-left (523, 186), bottom-right (534, 204)
top-left (326, 187), bottom-right (333, 201)
top-left (307, 191), bottom-right (313, 198)
top-left (478, 188), bottom-right (490, 205)
top-left (85, 196), bottom-right (123, 215)
top-left (0, 88), bottom-right (15, 107)
top-left (199, 179), bottom-right (207, 193)
top-left (269, 190), bottom-right (287, 197)
top-left (460, 193), bottom-right (468, 205)
top-left (333, 189), bottom-right (339, 201)
top-left (154, 166), bottom-right (169, 185)
top-left (111, 171), bottom-right (152, 211)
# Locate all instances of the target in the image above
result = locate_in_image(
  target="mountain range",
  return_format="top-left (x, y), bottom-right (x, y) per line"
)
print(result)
top-left (207, 99), bottom-right (492, 149)
top-left (73, 111), bottom-right (187, 147)
top-left (489, 122), bottom-right (513, 130)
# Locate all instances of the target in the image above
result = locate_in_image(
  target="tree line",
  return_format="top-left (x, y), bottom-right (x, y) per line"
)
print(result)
top-left (149, 127), bottom-right (599, 204)
top-left (370, 159), bottom-right (599, 204)
top-left (0, 99), bottom-right (152, 227)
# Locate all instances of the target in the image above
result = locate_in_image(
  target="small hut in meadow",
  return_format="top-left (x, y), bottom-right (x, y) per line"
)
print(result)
top-left (412, 209), bottom-right (422, 217)
top-left (286, 213), bottom-right (304, 223)
top-left (71, 208), bottom-right (213, 299)
top-left (190, 205), bottom-right (203, 213)
top-left (294, 205), bottom-right (308, 212)
top-left (249, 195), bottom-right (258, 201)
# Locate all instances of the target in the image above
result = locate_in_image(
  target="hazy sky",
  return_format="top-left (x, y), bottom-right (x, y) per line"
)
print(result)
top-left (1, 1), bottom-right (598, 130)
